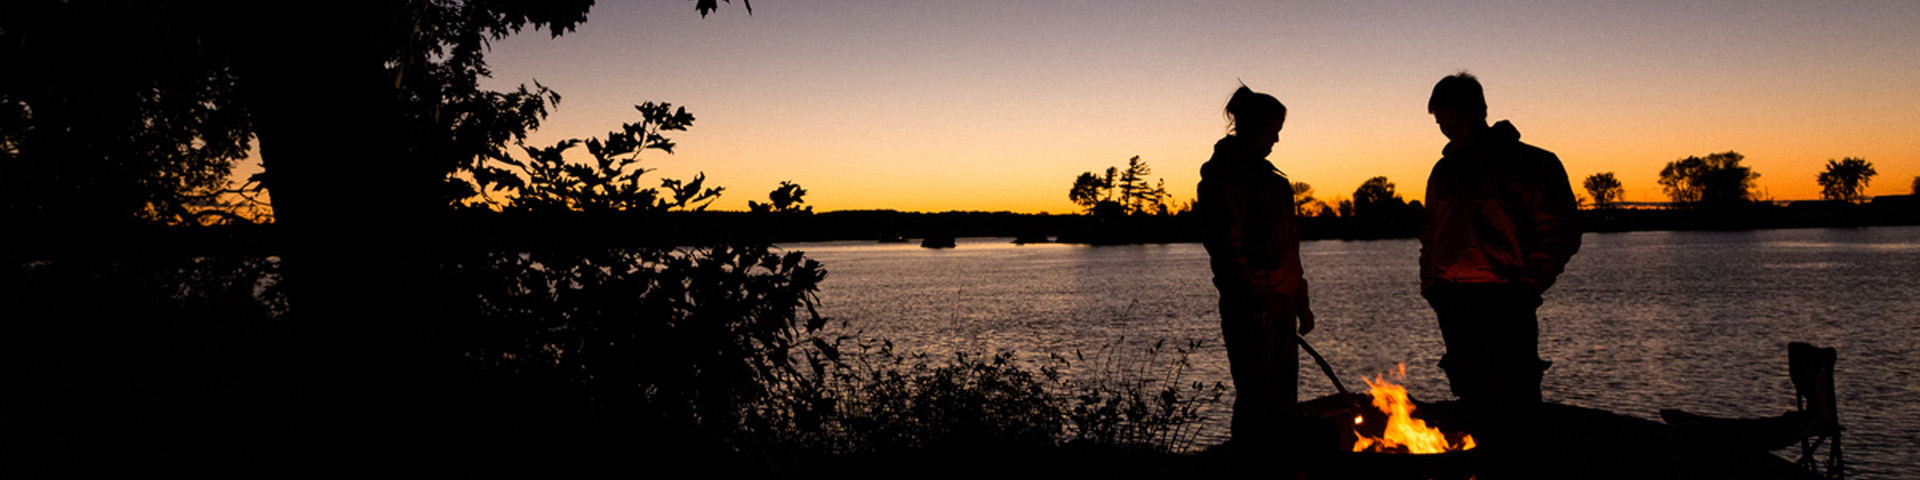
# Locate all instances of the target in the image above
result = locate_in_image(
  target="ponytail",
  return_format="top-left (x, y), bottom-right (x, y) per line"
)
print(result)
top-left (1225, 85), bottom-right (1286, 136)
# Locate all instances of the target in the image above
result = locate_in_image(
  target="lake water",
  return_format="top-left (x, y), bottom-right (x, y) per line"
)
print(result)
top-left (785, 226), bottom-right (1920, 479)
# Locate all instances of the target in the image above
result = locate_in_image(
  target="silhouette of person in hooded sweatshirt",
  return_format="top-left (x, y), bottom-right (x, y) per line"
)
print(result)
top-left (1419, 73), bottom-right (1581, 449)
top-left (1199, 86), bottom-right (1315, 460)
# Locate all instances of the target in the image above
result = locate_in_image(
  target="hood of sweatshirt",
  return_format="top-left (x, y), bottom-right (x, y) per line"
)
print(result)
top-left (1203, 135), bottom-right (1281, 180)
top-left (1441, 120), bottom-right (1522, 158)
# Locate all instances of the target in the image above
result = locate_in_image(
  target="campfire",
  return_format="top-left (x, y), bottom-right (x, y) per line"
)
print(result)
top-left (1350, 364), bottom-right (1476, 454)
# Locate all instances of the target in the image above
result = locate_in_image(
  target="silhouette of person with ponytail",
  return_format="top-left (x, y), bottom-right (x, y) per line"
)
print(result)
top-left (1198, 85), bottom-right (1315, 471)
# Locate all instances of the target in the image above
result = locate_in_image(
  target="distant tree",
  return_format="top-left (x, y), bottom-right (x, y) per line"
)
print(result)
top-left (749, 181), bottom-right (811, 213)
top-left (1068, 172), bottom-right (1108, 210)
top-left (1116, 156), bottom-right (1155, 214)
top-left (1145, 178), bottom-right (1171, 215)
top-left (1816, 157), bottom-right (1877, 202)
top-left (1583, 172), bottom-right (1624, 209)
top-left (1336, 198), bottom-right (1355, 218)
top-left (1913, 176), bottom-right (1920, 195)
top-left (1299, 199), bottom-right (1331, 217)
top-left (1291, 181), bottom-right (1325, 216)
top-left (1174, 197), bottom-right (1197, 216)
top-left (1292, 181), bottom-right (1331, 218)
top-left (1658, 151), bottom-right (1758, 206)
top-left (1352, 176), bottom-right (1409, 219)
top-left (1103, 167), bottom-right (1120, 202)
top-left (1069, 156), bottom-right (1169, 215)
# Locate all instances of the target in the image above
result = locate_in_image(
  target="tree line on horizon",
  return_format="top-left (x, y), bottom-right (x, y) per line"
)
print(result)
top-left (1581, 152), bottom-right (1897, 209)
top-left (1068, 152), bottom-right (1909, 222)
top-left (1065, 156), bottom-right (1417, 222)
top-left (1064, 157), bottom-right (1421, 240)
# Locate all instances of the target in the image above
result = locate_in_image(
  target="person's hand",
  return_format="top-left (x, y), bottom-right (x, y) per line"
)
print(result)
top-left (1297, 300), bottom-right (1316, 335)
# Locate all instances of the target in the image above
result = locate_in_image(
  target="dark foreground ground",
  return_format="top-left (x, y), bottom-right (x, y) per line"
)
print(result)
top-left (804, 399), bottom-right (1822, 480)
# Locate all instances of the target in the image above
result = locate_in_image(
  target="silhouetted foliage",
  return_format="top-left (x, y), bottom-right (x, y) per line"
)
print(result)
top-left (1147, 179), bottom-right (1173, 216)
top-left (6, 1), bottom-right (771, 472)
top-left (1659, 152), bottom-right (1759, 206)
top-left (750, 181), bottom-right (813, 214)
top-left (1332, 177), bottom-right (1421, 238)
top-left (455, 242), bottom-right (826, 435)
top-left (477, 102), bottom-right (722, 213)
top-left (0, 0), bottom-right (667, 227)
top-left (1584, 172), bottom-right (1624, 209)
top-left (1912, 176), bottom-right (1920, 196)
top-left (822, 349), bottom-right (1066, 452)
top-left (2, 0), bottom-right (756, 220)
top-left (1292, 181), bottom-right (1329, 217)
top-left (1069, 156), bottom-right (1171, 216)
top-left (1816, 157), bottom-right (1876, 202)
top-left (1352, 176), bottom-right (1407, 219)
top-left (696, 0), bottom-right (754, 17)
top-left (1118, 156), bottom-right (1171, 215)
top-left (739, 336), bottom-right (1225, 456)
top-left (1064, 339), bottom-right (1226, 452)
top-left (0, 1), bottom-right (253, 226)
top-left (1069, 172), bottom-right (1108, 210)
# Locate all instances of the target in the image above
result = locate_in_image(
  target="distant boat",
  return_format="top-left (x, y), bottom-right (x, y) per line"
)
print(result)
top-left (920, 235), bottom-right (955, 248)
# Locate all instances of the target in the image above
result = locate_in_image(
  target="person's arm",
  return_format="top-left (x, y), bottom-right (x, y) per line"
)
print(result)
top-left (1273, 180), bottom-right (1313, 333)
top-left (1199, 178), bottom-right (1255, 291)
top-left (1522, 153), bottom-right (1582, 295)
top-left (1418, 164), bottom-right (1445, 296)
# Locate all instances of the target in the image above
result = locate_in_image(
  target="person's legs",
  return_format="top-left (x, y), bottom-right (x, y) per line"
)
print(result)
top-left (1221, 292), bottom-right (1299, 472)
top-left (1431, 283), bottom-right (1542, 405)
top-left (1430, 283), bottom-right (1546, 477)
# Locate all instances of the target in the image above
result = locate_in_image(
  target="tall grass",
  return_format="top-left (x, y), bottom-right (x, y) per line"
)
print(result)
top-left (745, 332), bottom-right (1228, 457)
top-left (1062, 337), bottom-right (1226, 453)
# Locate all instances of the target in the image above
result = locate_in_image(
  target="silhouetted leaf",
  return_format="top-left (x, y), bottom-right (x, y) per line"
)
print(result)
top-left (810, 337), bottom-right (838, 362)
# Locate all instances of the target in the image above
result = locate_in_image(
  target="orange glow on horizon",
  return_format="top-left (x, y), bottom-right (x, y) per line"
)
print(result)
top-left (220, 2), bottom-right (1919, 214)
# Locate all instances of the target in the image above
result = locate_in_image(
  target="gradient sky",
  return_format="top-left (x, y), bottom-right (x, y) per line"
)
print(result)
top-left (464, 0), bottom-right (1920, 213)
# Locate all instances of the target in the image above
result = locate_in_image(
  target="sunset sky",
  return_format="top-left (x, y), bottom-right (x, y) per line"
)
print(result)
top-left (463, 0), bottom-right (1920, 213)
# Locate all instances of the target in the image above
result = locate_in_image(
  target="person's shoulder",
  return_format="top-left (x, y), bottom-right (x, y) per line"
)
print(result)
top-left (1513, 141), bottom-right (1557, 160)
top-left (1200, 158), bottom-right (1232, 180)
top-left (1198, 160), bottom-right (1240, 195)
top-left (1505, 141), bottom-right (1562, 169)
top-left (1430, 153), bottom-right (1462, 174)
top-left (1201, 137), bottom-right (1238, 174)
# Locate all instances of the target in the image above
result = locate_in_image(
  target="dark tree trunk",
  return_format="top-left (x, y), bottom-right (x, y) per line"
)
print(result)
top-left (229, 3), bottom-right (454, 470)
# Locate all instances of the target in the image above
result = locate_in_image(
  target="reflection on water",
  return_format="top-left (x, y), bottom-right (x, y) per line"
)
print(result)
top-left (785, 226), bottom-right (1920, 478)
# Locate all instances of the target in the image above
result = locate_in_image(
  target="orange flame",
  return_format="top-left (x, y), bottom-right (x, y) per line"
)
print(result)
top-left (1351, 363), bottom-right (1476, 454)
